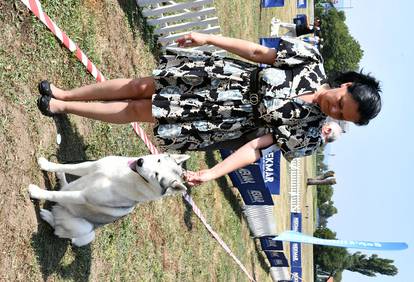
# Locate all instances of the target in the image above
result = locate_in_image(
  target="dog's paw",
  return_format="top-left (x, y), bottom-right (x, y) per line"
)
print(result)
top-left (38, 157), bottom-right (52, 171)
top-left (39, 209), bottom-right (54, 226)
top-left (28, 184), bottom-right (46, 199)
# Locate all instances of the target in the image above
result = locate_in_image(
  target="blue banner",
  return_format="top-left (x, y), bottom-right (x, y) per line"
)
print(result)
top-left (259, 149), bottom-right (281, 194)
top-left (291, 266), bottom-right (303, 282)
top-left (261, 0), bottom-right (285, 8)
top-left (290, 241), bottom-right (302, 268)
top-left (260, 236), bottom-right (283, 250)
top-left (265, 251), bottom-right (289, 267)
top-left (276, 231), bottom-right (409, 251)
top-left (220, 149), bottom-right (274, 205)
top-left (290, 213), bottom-right (303, 267)
top-left (291, 212), bottom-right (302, 232)
top-left (297, 0), bottom-right (307, 8)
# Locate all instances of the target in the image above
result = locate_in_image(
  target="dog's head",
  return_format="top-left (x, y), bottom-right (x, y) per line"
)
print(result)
top-left (134, 154), bottom-right (190, 196)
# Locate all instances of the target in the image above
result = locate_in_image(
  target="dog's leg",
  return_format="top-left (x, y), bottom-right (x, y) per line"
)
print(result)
top-left (38, 157), bottom-right (100, 176)
top-left (72, 231), bottom-right (95, 247)
top-left (51, 205), bottom-right (95, 244)
top-left (56, 172), bottom-right (68, 188)
top-left (39, 209), bottom-right (55, 227)
top-left (28, 184), bottom-right (86, 204)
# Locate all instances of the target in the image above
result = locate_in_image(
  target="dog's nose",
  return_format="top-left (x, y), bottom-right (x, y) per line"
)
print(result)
top-left (137, 158), bottom-right (144, 167)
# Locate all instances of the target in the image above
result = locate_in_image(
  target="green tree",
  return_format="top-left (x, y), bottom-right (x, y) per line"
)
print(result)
top-left (318, 9), bottom-right (364, 76)
top-left (346, 252), bottom-right (398, 277)
top-left (313, 227), bottom-right (349, 274)
top-left (319, 200), bottom-right (338, 219)
top-left (317, 184), bottom-right (334, 205)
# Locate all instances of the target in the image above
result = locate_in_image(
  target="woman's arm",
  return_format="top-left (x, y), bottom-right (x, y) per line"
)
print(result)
top-left (176, 32), bottom-right (277, 65)
top-left (185, 134), bottom-right (274, 186)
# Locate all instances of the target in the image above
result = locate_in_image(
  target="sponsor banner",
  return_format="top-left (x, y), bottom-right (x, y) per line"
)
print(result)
top-left (259, 148), bottom-right (281, 195)
top-left (290, 241), bottom-right (302, 268)
top-left (291, 266), bottom-right (303, 282)
top-left (291, 212), bottom-right (302, 232)
top-left (264, 250), bottom-right (289, 267)
top-left (259, 236), bottom-right (283, 250)
top-left (297, 0), bottom-right (307, 8)
top-left (220, 149), bottom-right (273, 205)
top-left (261, 0), bottom-right (285, 8)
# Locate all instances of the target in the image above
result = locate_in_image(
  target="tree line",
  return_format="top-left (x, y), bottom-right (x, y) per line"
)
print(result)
top-left (301, 2), bottom-right (398, 281)
top-left (313, 150), bottom-right (397, 281)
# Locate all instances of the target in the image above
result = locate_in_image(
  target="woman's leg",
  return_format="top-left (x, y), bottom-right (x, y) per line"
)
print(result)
top-left (48, 98), bottom-right (155, 124)
top-left (50, 77), bottom-right (155, 101)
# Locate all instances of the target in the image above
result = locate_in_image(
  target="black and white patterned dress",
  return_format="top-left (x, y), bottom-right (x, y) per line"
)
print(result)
top-left (151, 37), bottom-right (327, 161)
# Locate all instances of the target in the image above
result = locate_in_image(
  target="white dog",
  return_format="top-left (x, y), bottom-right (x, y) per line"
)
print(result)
top-left (28, 154), bottom-right (189, 246)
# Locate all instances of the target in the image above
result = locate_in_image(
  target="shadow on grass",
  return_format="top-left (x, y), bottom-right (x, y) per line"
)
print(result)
top-left (182, 190), bottom-right (194, 231)
top-left (204, 151), bottom-right (244, 219)
top-left (180, 150), bottom-right (244, 231)
top-left (30, 115), bottom-right (91, 282)
top-left (116, 0), bottom-right (161, 56)
top-left (253, 241), bottom-right (271, 275)
top-left (204, 151), bottom-right (270, 274)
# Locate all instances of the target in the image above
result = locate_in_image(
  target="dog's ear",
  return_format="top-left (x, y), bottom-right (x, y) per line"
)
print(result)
top-left (169, 154), bottom-right (190, 166)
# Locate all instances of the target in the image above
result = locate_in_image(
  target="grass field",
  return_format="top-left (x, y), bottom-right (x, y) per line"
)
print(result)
top-left (0, 1), bottom-right (316, 281)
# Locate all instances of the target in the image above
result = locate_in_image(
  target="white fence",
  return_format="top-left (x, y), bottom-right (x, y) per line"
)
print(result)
top-left (136, 0), bottom-right (226, 55)
top-left (289, 158), bottom-right (302, 213)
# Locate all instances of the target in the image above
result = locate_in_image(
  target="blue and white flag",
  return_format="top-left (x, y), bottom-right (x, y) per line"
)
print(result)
top-left (274, 231), bottom-right (408, 251)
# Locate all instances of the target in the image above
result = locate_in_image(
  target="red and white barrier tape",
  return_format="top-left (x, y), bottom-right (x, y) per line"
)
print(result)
top-left (21, 1), bottom-right (255, 281)
top-left (20, 0), bottom-right (105, 82)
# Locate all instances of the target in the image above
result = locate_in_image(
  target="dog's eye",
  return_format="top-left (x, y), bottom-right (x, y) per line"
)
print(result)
top-left (157, 159), bottom-right (161, 163)
top-left (155, 172), bottom-right (159, 178)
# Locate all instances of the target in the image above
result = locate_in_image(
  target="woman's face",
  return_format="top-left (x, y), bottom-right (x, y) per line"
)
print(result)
top-left (316, 83), bottom-right (361, 123)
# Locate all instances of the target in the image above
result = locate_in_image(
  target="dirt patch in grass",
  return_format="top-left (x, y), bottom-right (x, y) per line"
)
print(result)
top-left (0, 97), bottom-right (45, 280)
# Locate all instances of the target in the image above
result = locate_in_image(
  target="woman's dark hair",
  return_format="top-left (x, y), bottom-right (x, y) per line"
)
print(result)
top-left (329, 71), bottom-right (382, 126)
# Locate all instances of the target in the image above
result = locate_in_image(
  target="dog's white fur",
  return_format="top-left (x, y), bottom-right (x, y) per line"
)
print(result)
top-left (28, 154), bottom-right (189, 246)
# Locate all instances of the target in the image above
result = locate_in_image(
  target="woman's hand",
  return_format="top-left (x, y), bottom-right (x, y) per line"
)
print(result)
top-left (184, 169), bottom-right (215, 187)
top-left (176, 32), bottom-right (209, 48)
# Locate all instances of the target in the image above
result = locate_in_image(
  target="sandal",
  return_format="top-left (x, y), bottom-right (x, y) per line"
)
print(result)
top-left (38, 80), bottom-right (55, 98)
top-left (37, 95), bottom-right (58, 117)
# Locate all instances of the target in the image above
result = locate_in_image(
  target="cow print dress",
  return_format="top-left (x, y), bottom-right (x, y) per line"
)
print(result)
top-left (151, 37), bottom-right (328, 161)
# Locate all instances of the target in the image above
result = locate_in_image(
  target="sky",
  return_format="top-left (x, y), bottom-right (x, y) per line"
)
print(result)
top-left (327, 0), bottom-right (414, 281)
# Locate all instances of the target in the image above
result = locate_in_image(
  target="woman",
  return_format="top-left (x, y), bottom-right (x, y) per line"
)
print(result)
top-left (37, 32), bottom-right (381, 186)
